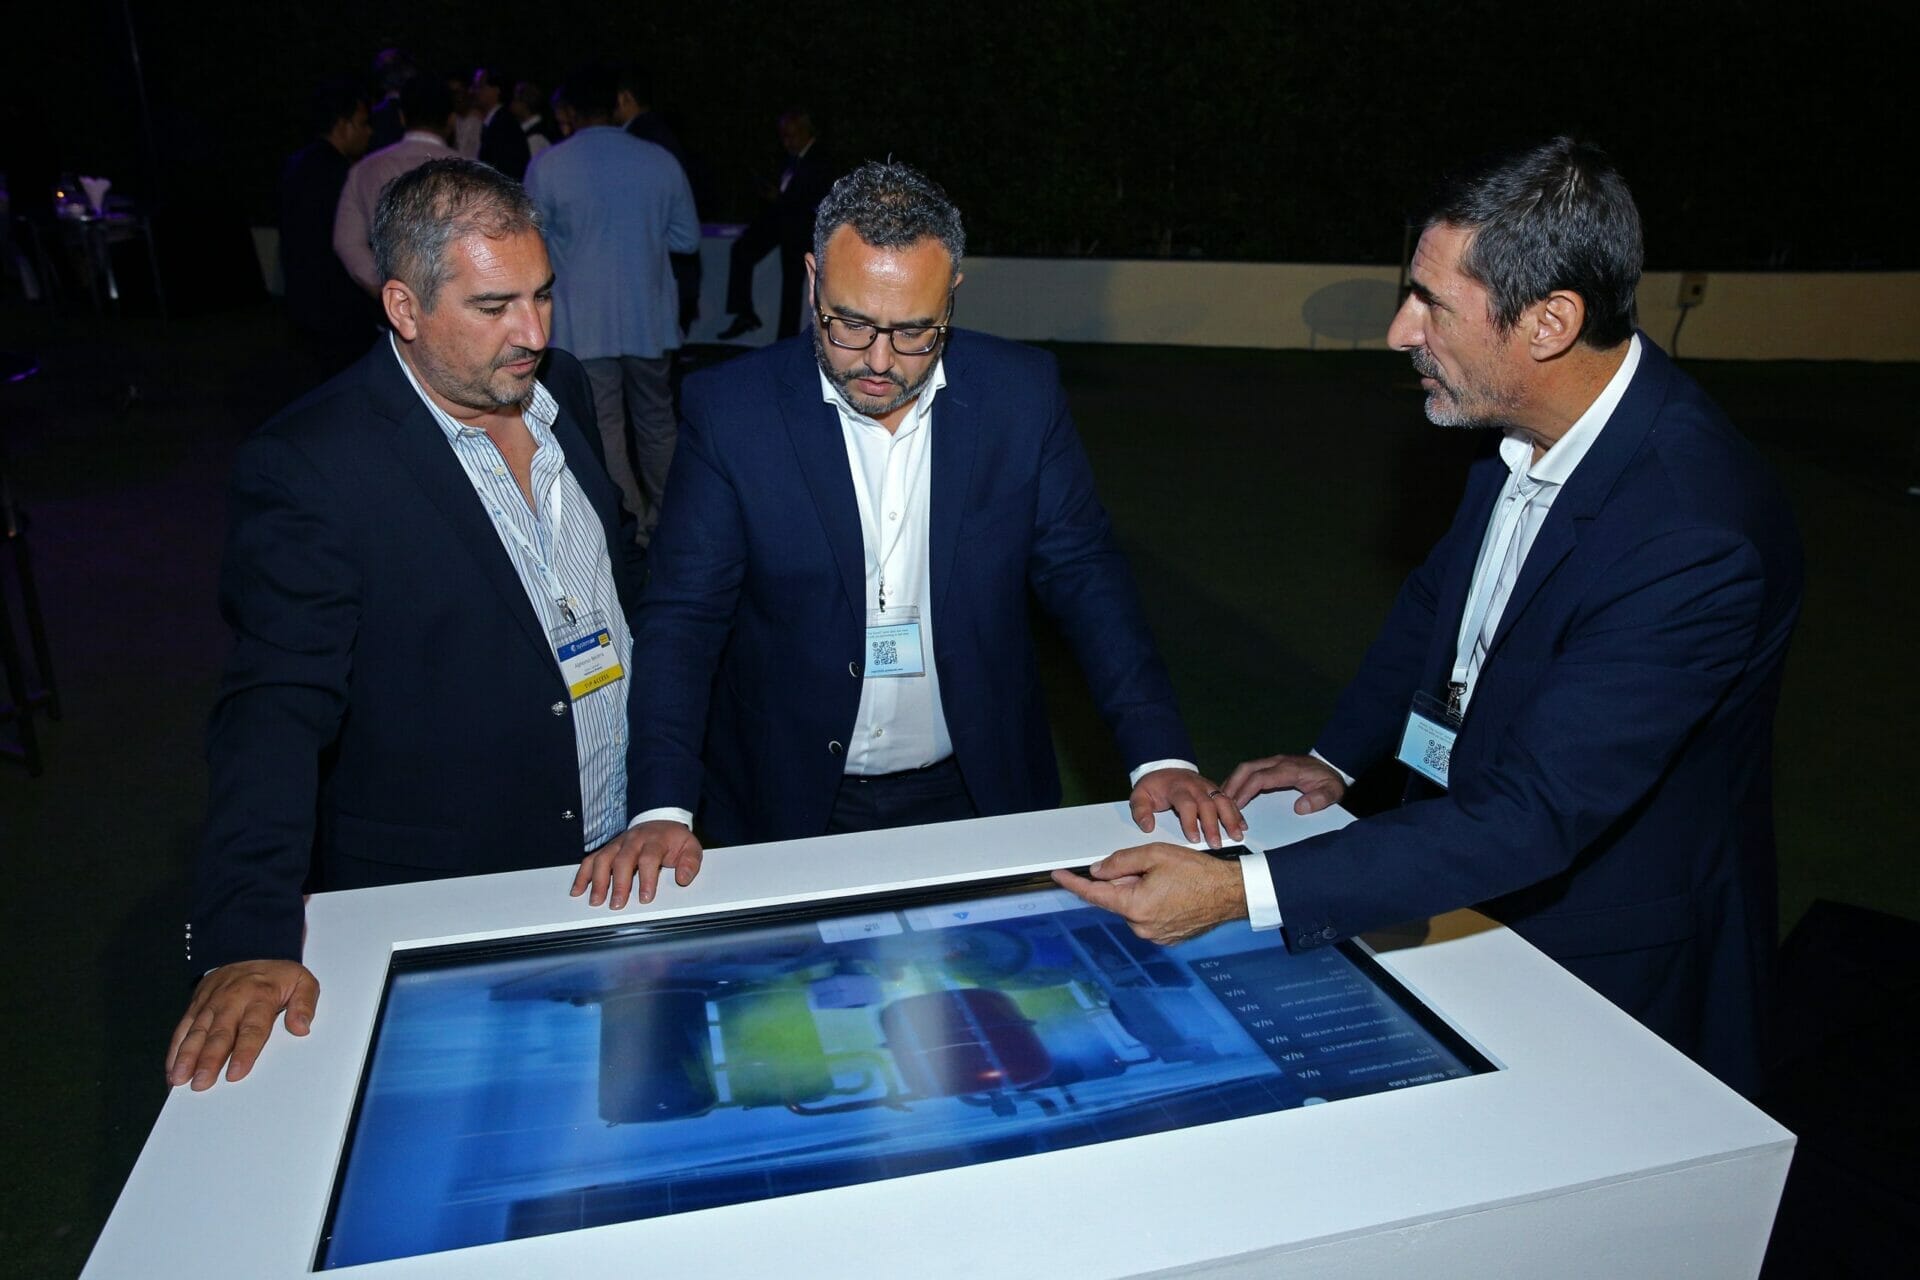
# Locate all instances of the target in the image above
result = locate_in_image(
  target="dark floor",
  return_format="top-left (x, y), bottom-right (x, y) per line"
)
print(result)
top-left (1, 299), bottom-right (1915, 1277)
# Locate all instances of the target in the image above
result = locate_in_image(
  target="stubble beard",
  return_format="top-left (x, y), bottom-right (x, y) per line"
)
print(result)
top-left (1408, 346), bottom-right (1517, 430)
top-left (813, 327), bottom-right (940, 420)
top-left (416, 340), bottom-right (541, 414)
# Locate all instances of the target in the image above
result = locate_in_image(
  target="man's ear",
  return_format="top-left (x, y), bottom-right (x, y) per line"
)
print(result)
top-left (1527, 290), bottom-right (1585, 361)
top-left (804, 254), bottom-right (818, 310)
top-left (383, 281), bottom-right (421, 340)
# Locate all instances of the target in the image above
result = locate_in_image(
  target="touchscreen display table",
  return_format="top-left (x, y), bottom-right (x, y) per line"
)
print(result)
top-left (87, 796), bottom-right (1793, 1279)
top-left (322, 877), bottom-right (1490, 1267)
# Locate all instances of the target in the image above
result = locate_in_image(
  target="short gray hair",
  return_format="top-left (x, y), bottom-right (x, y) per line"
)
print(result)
top-left (812, 160), bottom-right (964, 277)
top-left (371, 158), bottom-right (542, 308)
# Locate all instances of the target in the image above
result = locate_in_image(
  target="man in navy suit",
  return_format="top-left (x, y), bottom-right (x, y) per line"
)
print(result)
top-left (167, 160), bottom-right (693, 1091)
top-left (579, 162), bottom-right (1240, 907)
top-left (1057, 139), bottom-right (1802, 1095)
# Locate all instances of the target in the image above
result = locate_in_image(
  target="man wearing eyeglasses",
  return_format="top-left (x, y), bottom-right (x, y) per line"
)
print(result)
top-left (573, 161), bottom-right (1238, 908)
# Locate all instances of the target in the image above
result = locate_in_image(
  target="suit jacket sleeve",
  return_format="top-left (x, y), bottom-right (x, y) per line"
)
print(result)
top-left (1025, 355), bottom-right (1195, 770)
top-left (1269, 522), bottom-right (1769, 952)
top-left (193, 433), bottom-right (361, 971)
top-left (627, 383), bottom-right (749, 813)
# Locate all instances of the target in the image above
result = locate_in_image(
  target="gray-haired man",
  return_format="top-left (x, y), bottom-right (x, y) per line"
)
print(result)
top-left (168, 159), bottom-right (698, 1092)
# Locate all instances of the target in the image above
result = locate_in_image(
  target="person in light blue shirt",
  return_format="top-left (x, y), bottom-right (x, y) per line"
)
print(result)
top-left (526, 63), bottom-right (698, 547)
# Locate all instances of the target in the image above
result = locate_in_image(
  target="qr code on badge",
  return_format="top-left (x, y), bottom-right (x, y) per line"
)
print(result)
top-left (1422, 737), bottom-right (1450, 774)
top-left (874, 639), bottom-right (898, 666)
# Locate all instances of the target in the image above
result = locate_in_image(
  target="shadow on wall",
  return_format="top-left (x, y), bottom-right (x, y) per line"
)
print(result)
top-left (1301, 279), bottom-right (1401, 349)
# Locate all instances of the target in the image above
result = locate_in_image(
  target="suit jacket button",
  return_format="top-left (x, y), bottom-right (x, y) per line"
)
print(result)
top-left (562, 809), bottom-right (576, 820)
top-left (849, 661), bottom-right (860, 677)
top-left (827, 740), bottom-right (844, 756)
top-left (551, 701), bottom-right (567, 716)
top-left (1320, 926), bottom-right (1338, 941)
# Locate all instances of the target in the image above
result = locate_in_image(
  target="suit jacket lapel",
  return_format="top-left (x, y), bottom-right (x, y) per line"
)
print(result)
top-left (928, 343), bottom-right (976, 623)
top-left (1488, 333), bottom-right (1671, 654)
top-left (368, 345), bottom-right (557, 668)
top-left (778, 348), bottom-right (868, 620)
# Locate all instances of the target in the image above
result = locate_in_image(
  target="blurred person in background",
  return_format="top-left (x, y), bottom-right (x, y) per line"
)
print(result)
top-left (367, 46), bottom-right (414, 150)
top-left (526, 64), bottom-right (698, 549)
top-left (280, 77), bottom-right (377, 371)
top-left (472, 66), bottom-right (532, 180)
top-left (450, 72), bottom-right (484, 158)
top-left (511, 80), bottom-right (559, 159)
top-left (334, 74), bottom-right (456, 295)
top-left (614, 61), bottom-right (701, 333)
top-left (717, 108), bottom-right (832, 340)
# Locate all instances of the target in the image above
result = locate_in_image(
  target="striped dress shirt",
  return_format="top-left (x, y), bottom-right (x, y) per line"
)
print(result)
top-left (391, 337), bottom-right (633, 848)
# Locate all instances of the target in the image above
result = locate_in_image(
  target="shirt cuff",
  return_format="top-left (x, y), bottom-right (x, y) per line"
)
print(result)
top-left (630, 807), bottom-right (694, 830)
top-left (1308, 749), bottom-right (1354, 787)
top-left (1128, 759), bottom-right (1198, 787)
top-left (1239, 849), bottom-right (1283, 931)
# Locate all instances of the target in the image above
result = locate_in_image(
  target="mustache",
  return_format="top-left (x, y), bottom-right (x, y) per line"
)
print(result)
top-left (1408, 347), bottom-right (1452, 389)
top-left (494, 346), bottom-right (542, 370)
top-left (843, 364), bottom-right (905, 389)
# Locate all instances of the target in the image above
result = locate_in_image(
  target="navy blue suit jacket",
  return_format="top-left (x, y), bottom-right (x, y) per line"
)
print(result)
top-left (1271, 338), bottom-right (1802, 1094)
top-left (191, 341), bottom-right (641, 973)
top-left (630, 330), bottom-right (1193, 845)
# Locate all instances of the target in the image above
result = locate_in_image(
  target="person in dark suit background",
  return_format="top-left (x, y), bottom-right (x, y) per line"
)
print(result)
top-left (579, 161), bottom-right (1240, 909)
top-left (471, 66), bottom-right (533, 180)
top-left (168, 159), bottom-right (694, 1092)
top-left (511, 79), bottom-right (560, 158)
top-left (1056, 139), bottom-right (1803, 1096)
top-left (716, 108), bottom-right (834, 340)
top-left (278, 77), bottom-right (376, 374)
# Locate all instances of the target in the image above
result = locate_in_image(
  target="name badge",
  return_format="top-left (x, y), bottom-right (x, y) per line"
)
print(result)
top-left (552, 610), bottom-right (624, 700)
top-left (864, 607), bottom-right (926, 678)
top-left (1395, 690), bottom-right (1459, 788)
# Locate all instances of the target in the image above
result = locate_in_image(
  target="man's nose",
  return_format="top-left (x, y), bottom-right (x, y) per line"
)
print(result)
top-left (1386, 295), bottom-right (1421, 352)
top-left (864, 336), bottom-right (895, 374)
top-left (510, 300), bottom-right (549, 351)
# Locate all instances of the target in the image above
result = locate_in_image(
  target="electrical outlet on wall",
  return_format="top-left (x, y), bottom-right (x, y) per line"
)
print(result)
top-left (1678, 272), bottom-right (1709, 307)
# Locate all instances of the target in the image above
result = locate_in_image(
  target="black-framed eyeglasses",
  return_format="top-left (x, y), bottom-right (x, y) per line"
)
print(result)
top-left (815, 295), bottom-right (955, 356)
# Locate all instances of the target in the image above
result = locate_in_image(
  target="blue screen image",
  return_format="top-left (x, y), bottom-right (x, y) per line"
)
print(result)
top-left (320, 882), bottom-right (1488, 1267)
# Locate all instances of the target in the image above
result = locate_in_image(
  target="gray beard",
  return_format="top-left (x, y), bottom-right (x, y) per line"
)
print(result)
top-left (1409, 347), bottom-right (1511, 430)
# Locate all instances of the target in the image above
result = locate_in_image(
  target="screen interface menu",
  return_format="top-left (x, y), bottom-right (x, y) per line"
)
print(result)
top-left (320, 880), bottom-right (1492, 1268)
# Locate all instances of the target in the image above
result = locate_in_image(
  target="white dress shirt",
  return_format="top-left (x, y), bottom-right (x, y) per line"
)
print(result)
top-left (1242, 335), bottom-right (1643, 930)
top-left (454, 110), bottom-right (484, 159)
top-left (633, 359), bottom-right (1191, 831)
top-left (521, 115), bottom-right (553, 158)
top-left (821, 364), bottom-right (1191, 784)
top-left (828, 363), bottom-right (955, 774)
top-left (391, 336), bottom-right (634, 848)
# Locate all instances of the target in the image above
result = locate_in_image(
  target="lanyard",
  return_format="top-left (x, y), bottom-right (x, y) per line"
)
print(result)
top-left (845, 414), bottom-right (931, 613)
top-left (471, 457), bottom-right (581, 624)
top-left (1448, 471), bottom-right (1542, 713)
